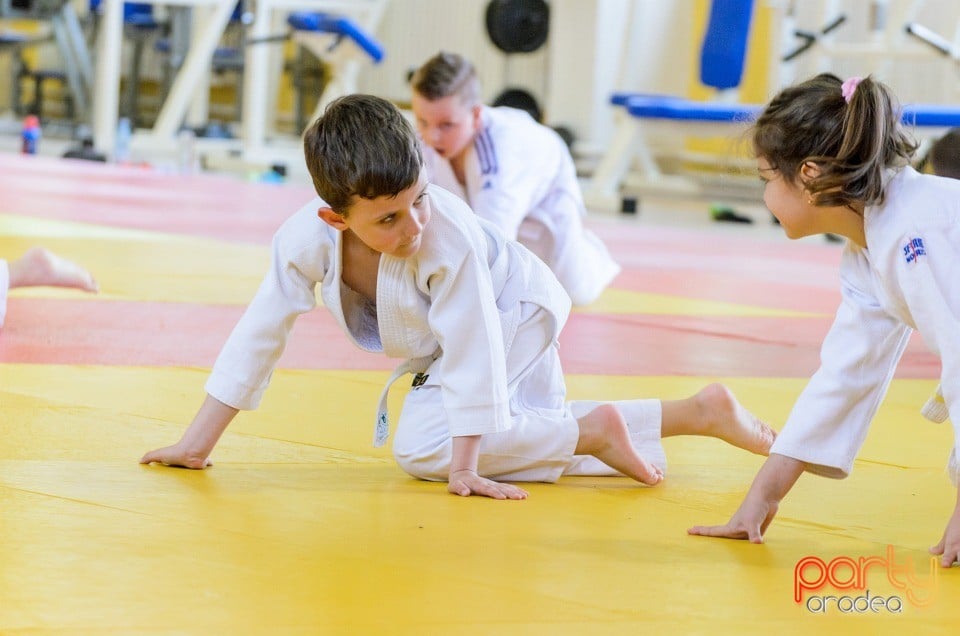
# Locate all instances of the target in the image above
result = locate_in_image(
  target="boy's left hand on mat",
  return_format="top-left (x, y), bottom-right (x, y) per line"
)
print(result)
top-left (447, 469), bottom-right (528, 500)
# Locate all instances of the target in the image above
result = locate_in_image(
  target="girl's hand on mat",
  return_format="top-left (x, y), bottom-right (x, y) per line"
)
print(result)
top-left (686, 495), bottom-right (778, 543)
top-left (140, 444), bottom-right (213, 469)
top-left (688, 454), bottom-right (801, 543)
top-left (447, 469), bottom-right (528, 500)
top-left (929, 499), bottom-right (960, 568)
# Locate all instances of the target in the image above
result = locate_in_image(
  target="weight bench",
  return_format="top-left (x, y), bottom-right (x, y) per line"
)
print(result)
top-left (286, 11), bottom-right (384, 131)
top-left (587, 93), bottom-right (960, 211)
top-left (585, 93), bottom-right (764, 209)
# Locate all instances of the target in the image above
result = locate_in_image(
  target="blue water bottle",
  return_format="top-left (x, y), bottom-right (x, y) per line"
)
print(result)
top-left (114, 117), bottom-right (132, 163)
top-left (21, 115), bottom-right (41, 155)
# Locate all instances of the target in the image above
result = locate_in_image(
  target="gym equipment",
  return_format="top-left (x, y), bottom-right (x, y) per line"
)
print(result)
top-left (284, 11), bottom-right (385, 132)
top-left (1, 0), bottom-right (93, 121)
top-left (492, 87), bottom-right (542, 122)
top-left (585, 0), bottom-right (760, 210)
top-left (485, 0), bottom-right (549, 54)
top-left (585, 0), bottom-right (856, 211)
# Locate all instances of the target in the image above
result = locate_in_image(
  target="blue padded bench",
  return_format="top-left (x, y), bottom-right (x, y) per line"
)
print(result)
top-left (614, 93), bottom-right (960, 128)
top-left (286, 12), bottom-right (385, 63)
top-left (583, 0), bottom-right (758, 208)
top-left (586, 92), bottom-right (960, 211)
top-left (901, 104), bottom-right (960, 128)
top-left (284, 10), bottom-right (386, 133)
top-left (622, 95), bottom-right (762, 123)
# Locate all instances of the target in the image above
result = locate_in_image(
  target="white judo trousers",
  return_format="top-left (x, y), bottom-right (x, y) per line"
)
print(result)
top-left (393, 303), bottom-right (666, 482)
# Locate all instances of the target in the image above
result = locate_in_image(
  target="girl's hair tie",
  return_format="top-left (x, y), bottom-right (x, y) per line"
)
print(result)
top-left (841, 76), bottom-right (863, 103)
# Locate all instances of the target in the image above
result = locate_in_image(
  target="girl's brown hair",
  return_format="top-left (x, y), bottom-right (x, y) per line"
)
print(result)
top-left (753, 73), bottom-right (917, 208)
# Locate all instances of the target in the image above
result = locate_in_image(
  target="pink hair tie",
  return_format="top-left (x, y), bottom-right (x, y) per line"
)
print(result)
top-left (841, 76), bottom-right (862, 103)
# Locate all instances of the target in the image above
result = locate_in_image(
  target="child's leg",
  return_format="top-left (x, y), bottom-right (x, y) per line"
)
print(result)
top-left (564, 384), bottom-right (775, 479)
top-left (659, 383), bottom-right (775, 454)
top-left (393, 345), bottom-right (665, 485)
top-left (565, 399), bottom-right (664, 479)
top-left (572, 403), bottom-right (664, 484)
top-left (392, 381), bottom-right (580, 483)
top-left (7, 247), bottom-right (98, 292)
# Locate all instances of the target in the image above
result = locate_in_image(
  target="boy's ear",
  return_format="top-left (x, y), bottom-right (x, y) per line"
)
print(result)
top-left (471, 103), bottom-right (483, 130)
top-left (317, 206), bottom-right (348, 230)
top-left (799, 161), bottom-right (822, 185)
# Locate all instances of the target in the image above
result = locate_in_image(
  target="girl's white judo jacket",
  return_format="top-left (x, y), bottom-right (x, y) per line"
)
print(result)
top-left (770, 167), bottom-right (960, 483)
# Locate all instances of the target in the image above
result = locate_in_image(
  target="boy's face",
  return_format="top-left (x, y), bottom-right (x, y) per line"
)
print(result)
top-left (411, 93), bottom-right (481, 162)
top-left (320, 174), bottom-right (432, 259)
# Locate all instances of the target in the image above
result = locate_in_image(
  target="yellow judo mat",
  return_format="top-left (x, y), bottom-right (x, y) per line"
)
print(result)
top-left (0, 156), bottom-right (956, 634)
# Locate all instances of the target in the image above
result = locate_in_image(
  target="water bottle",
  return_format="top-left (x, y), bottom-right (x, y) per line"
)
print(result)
top-left (114, 117), bottom-right (132, 164)
top-left (177, 128), bottom-right (197, 174)
top-left (21, 115), bottom-right (41, 155)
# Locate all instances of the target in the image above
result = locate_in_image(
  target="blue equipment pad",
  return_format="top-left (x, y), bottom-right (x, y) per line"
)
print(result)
top-left (287, 12), bottom-right (385, 63)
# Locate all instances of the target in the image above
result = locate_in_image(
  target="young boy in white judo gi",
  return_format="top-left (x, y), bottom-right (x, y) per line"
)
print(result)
top-left (410, 52), bottom-right (620, 307)
top-left (1, 247), bottom-right (98, 328)
top-left (141, 94), bottom-right (774, 499)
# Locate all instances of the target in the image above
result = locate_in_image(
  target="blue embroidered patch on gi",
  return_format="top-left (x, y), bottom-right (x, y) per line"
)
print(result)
top-left (903, 237), bottom-right (926, 264)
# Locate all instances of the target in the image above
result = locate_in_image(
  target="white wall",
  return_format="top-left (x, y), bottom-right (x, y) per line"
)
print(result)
top-left (356, 0), bottom-right (547, 105)
top-left (357, 0), bottom-right (695, 154)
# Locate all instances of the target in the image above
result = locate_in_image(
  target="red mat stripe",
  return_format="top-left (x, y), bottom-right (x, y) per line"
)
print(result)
top-left (0, 298), bottom-right (937, 378)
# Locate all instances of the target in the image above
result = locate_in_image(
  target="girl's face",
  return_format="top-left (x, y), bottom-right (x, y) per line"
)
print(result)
top-left (758, 158), bottom-right (823, 239)
top-left (411, 93), bottom-right (481, 162)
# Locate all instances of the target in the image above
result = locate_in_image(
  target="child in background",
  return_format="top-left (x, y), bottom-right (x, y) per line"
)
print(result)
top-left (929, 127), bottom-right (960, 180)
top-left (1, 247), bottom-right (99, 328)
top-left (142, 94), bottom-right (775, 498)
top-left (688, 74), bottom-right (960, 568)
top-left (410, 52), bottom-right (620, 306)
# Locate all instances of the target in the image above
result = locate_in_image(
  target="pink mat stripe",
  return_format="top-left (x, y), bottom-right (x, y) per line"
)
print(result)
top-left (0, 298), bottom-right (937, 378)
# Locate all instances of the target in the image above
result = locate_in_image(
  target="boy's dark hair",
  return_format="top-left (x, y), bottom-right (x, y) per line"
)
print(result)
top-left (753, 73), bottom-right (917, 208)
top-left (303, 94), bottom-right (423, 214)
top-left (929, 128), bottom-right (960, 180)
top-left (410, 51), bottom-right (481, 105)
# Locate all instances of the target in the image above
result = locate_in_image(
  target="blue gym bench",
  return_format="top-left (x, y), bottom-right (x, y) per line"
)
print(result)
top-left (584, 0), bottom-right (960, 210)
top-left (586, 91), bottom-right (960, 210)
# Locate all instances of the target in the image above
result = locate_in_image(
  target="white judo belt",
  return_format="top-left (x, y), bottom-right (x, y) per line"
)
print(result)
top-left (373, 353), bottom-right (437, 447)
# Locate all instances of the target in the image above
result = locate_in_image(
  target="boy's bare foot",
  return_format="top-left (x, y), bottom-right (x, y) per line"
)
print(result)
top-left (694, 383), bottom-right (776, 455)
top-left (8, 247), bottom-right (98, 292)
top-left (576, 404), bottom-right (664, 485)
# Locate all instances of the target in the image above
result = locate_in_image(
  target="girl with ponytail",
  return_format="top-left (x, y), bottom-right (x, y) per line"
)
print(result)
top-left (689, 73), bottom-right (960, 568)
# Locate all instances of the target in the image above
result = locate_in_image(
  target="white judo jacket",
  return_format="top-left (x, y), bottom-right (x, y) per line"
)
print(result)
top-left (770, 167), bottom-right (960, 483)
top-left (205, 185), bottom-right (570, 440)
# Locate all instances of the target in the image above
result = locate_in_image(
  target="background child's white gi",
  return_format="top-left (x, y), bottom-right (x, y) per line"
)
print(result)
top-left (423, 106), bottom-right (621, 306)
